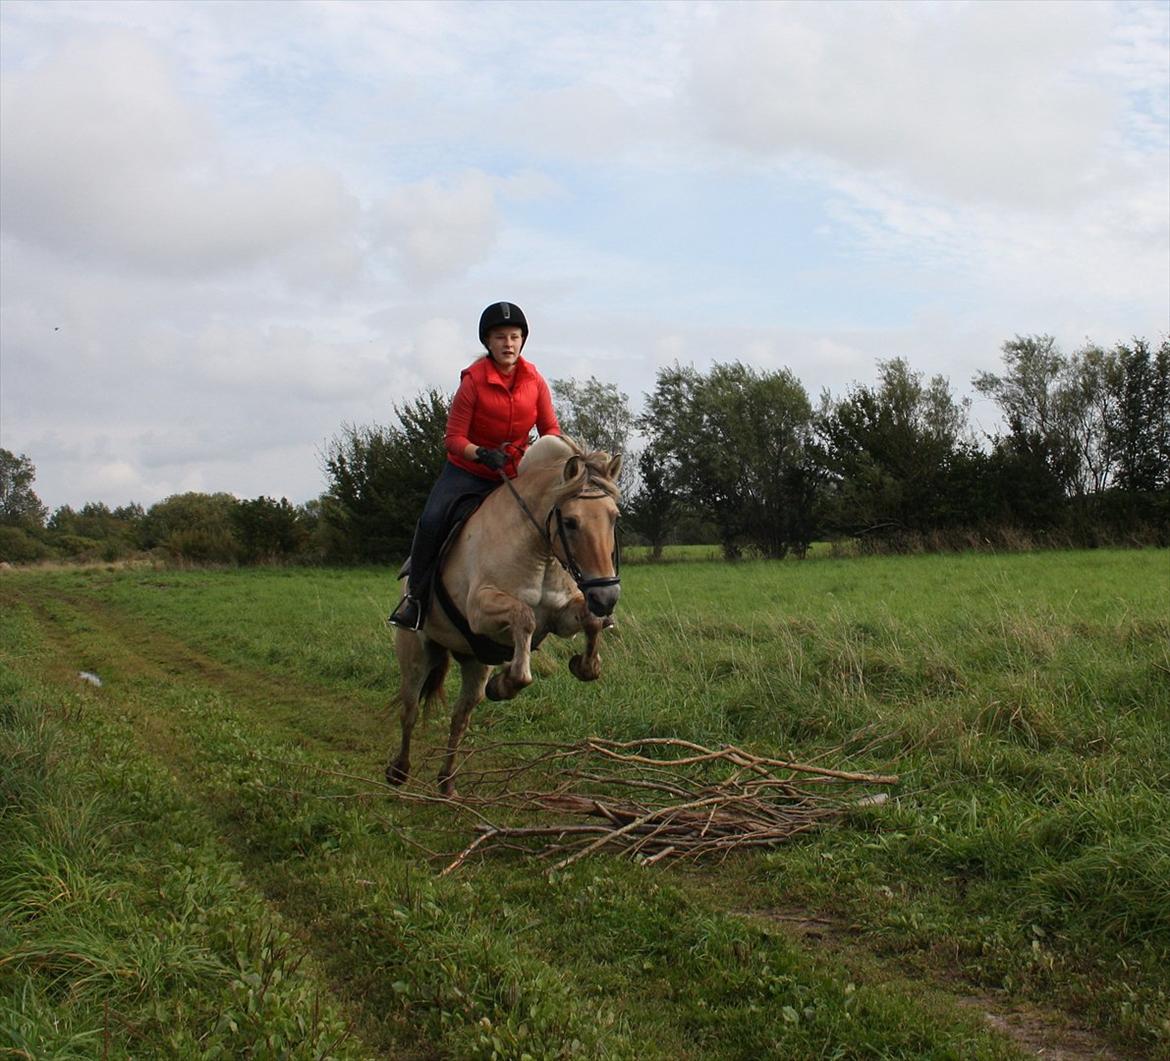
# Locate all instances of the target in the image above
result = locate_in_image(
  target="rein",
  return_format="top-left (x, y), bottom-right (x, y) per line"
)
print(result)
top-left (500, 471), bottom-right (621, 593)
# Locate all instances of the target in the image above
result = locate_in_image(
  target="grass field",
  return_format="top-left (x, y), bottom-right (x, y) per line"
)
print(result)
top-left (2, 549), bottom-right (1168, 1058)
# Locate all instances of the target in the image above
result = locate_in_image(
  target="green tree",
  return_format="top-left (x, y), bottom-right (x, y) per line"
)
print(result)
top-left (0, 449), bottom-right (48, 529)
top-left (640, 362), bottom-right (815, 559)
top-left (231, 496), bottom-right (308, 562)
top-left (973, 336), bottom-right (1081, 498)
top-left (551, 376), bottom-right (635, 494)
top-left (1058, 344), bottom-right (1121, 495)
top-left (0, 526), bottom-right (52, 562)
top-left (320, 389), bottom-right (449, 562)
top-left (296, 498), bottom-right (324, 558)
top-left (142, 492), bottom-right (242, 562)
top-left (624, 447), bottom-right (676, 561)
top-left (1104, 338), bottom-right (1170, 493)
top-left (48, 501), bottom-right (145, 556)
top-left (815, 358), bottom-right (973, 541)
top-left (974, 335), bottom-right (1066, 442)
top-left (975, 435), bottom-right (1069, 534)
top-left (551, 376), bottom-right (633, 455)
top-left (974, 335), bottom-right (1170, 539)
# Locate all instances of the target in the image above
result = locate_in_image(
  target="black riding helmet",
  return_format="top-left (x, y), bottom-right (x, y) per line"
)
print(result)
top-left (479, 301), bottom-right (528, 349)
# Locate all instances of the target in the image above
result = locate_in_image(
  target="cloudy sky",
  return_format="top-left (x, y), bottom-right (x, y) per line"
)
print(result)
top-left (2, 0), bottom-right (1167, 512)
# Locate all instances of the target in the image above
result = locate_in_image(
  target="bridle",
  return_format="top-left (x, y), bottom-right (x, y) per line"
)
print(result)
top-left (501, 472), bottom-right (621, 595)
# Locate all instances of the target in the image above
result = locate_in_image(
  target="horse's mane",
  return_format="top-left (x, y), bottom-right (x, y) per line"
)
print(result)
top-left (518, 435), bottom-right (621, 504)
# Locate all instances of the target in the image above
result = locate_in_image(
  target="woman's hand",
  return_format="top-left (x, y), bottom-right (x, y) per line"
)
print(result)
top-left (475, 447), bottom-right (508, 471)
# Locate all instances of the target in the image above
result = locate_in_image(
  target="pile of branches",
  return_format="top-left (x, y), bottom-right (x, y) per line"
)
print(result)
top-left (389, 738), bottom-right (898, 874)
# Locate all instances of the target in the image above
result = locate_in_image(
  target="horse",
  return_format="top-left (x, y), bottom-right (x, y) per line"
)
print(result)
top-left (388, 435), bottom-right (622, 796)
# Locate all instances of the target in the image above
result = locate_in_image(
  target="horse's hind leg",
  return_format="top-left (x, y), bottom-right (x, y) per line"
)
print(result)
top-left (387, 631), bottom-right (448, 786)
top-left (438, 655), bottom-right (490, 797)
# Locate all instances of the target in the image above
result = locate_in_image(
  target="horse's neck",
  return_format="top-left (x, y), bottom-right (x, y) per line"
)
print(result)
top-left (444, 472), bottom-right (557, 593)
top-left (498, 468), bottom-right (561, 529)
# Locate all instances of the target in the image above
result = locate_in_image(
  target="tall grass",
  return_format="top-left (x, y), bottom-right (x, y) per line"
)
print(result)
top-left (2, 548), bottom-right (1167, 1054)
top-left (0, 610), bottom-right (357, 1058)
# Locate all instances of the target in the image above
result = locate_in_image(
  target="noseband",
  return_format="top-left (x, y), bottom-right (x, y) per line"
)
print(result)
top-left (502, 475), bottom-right (621, 595)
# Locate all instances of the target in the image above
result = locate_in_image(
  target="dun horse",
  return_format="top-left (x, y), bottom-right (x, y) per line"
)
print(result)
top-left (389, 435), bottom-right (622, 795)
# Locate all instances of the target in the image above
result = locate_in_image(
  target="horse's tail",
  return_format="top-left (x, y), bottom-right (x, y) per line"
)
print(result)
top-left (420, 652), bottom-right (450, 708)
top-left (395, 630), bottom-right (450, 715)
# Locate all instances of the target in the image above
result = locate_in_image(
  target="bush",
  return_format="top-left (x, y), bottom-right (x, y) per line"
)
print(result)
top-left (144, 493), bottom-right (242, 564)
top-left (231, 497), bottom-right (309, 562)
top-left (320, 391), bottom-right (449, 563)
top-left (0, 526), bottom-right (52, 563)
top-left (52, 534), bottom-right (103, 560)
top-left (164, 527), bottom-right (241, 564)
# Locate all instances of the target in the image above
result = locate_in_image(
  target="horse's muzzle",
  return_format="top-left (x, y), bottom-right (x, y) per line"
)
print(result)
top-left (586, 583), bottom-right (621, 617)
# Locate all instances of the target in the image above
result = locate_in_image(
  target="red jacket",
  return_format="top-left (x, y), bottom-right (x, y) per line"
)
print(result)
top-left (445, 355), bottom-right (560, 479)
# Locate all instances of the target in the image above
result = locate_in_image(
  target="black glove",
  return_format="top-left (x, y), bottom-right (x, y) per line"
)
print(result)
top-left (475, 447), bottom-right (508, 471)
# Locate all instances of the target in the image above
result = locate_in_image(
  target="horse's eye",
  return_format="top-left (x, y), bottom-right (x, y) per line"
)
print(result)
top-left (563, 517), bottom-right (580, 532)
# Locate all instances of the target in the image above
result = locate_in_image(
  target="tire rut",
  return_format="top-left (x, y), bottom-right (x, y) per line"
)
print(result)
top-left (16, 582), bottom-right (397, 768)
top-left (7, 583), bottom-right (437, 1058)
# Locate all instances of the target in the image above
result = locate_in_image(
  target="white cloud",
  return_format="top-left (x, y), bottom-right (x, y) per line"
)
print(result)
top-left (820, 159), bottom-right (1170, 322)
top-left (373, 172), bottom-right (500, 286)
top-left (0, 30), bottom-right (360, 279)
top-left (408, 317), bottom-right (469, 391)
top-left (512, 83), bottom-right (665, 161)
top-left (685, 1), bottom-right (1126, 209)
top-left (189, 323), bottom-right (391, 403)
top-left (372, 169), bottom-right (560, 288)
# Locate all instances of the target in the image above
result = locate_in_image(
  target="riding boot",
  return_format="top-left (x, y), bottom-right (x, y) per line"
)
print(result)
top-left (388, 461), bottom-right (497, 630)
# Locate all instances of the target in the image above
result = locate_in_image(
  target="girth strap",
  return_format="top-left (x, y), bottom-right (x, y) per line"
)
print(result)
top-left (432, 573), bottom-right (514, 666)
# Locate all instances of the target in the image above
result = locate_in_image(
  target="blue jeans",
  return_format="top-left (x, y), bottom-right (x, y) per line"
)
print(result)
top-left (407, 461), bottom-right (499, 598)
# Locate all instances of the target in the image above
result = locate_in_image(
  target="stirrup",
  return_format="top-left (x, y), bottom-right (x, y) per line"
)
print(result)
top-left (387, 595), bottom-right (423, 631)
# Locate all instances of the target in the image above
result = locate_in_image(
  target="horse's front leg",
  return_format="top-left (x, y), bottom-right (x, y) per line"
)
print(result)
top-left (569, 612), bottom-right (607, 682)
top-left (468, 586), bottom-right (536, 701)
top-left (548, 593), bottom-right (606, 682)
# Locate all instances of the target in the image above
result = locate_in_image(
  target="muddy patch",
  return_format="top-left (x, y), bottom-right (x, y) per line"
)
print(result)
top-left (743, 907), bottom-right (1128, 1060)
top-left (955, 997), bottom-right (1128, 1060)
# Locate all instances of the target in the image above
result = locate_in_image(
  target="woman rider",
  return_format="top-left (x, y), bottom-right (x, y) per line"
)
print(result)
top-left (388, 301), bottom-right (560, 630)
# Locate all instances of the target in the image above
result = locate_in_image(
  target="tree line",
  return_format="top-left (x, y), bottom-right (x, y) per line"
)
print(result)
top-left (632, 335), bottom-right (1168, 558)
top-left (2, 334), bottom-right (1166, 566)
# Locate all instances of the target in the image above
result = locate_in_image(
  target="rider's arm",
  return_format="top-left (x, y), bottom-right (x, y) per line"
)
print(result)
top-left (445, 374), bottom-right (480, 462)
top-left (535, 377), bottom-right (560, 437)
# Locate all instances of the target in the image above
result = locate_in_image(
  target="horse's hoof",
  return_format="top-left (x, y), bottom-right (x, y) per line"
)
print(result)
top-left (386, 761), bottom-right (409, 786)
top-left (569, 653), bottom-right (600, 682)
top-left (485, 672), bottom-right (509, 701)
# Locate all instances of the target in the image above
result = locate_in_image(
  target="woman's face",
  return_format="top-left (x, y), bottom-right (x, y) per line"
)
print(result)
top-left (486, 326), bottom-right (524, 374)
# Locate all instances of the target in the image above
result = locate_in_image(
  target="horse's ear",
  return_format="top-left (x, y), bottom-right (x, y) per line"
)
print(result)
top-left (564, 455), bottom-right (583, 481)
top-left (607, 454), bottom-right (623, 482)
